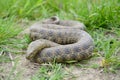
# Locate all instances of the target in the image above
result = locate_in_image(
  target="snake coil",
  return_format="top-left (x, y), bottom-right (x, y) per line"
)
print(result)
top-left (26, 16), bottom-right (94, 63)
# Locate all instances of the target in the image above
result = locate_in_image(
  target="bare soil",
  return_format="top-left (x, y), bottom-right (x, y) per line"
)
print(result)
top-left (0, 54), bottom-right (120, 80)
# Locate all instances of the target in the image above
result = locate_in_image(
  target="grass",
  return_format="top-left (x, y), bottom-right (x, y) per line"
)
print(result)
top-left (91, 28), bottom-right (120, 72)
top-left (31, 63), bottom-right (65, 80)
top-left (0, 0), bottom-right (120, 80)
top-left (0, 17), bottom-right (21, 45)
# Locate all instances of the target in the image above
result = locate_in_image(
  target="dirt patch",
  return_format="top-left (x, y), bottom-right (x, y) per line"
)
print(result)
top-left (0, 54), bottom-right (120, 80)
top-left (68, 67), bottom-right (120, 80)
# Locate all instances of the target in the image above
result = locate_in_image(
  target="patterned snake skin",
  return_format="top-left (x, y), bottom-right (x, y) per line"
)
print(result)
top-left (26, 16), bottom-right (94, 63)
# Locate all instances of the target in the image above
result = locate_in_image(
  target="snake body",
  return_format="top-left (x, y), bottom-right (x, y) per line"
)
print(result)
top-left (26, 16), bottom-right (94, 63)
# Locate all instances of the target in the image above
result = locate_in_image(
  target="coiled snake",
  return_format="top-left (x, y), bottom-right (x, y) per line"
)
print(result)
top-left (26, 16), bottom-right (94, 63)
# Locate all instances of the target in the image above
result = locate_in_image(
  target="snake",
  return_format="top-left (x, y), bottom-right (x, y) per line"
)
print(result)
top-left (26, 16), bottom-right (94, 64)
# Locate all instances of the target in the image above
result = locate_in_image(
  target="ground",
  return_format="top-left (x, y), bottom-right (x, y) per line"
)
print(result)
top-left (0, 20), bottom-right (120, 80)
top-left (0, 0), bottom-right (120, 80)
top-left (0, 54), bottom-right (120, 80)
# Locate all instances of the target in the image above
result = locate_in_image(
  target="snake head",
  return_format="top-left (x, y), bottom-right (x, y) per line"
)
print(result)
top-left (42, 16), bottom-right (59, 24)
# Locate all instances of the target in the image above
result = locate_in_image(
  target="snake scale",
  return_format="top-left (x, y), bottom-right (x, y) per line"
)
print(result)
top-left (26, 16), bottom-right (94, 63)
